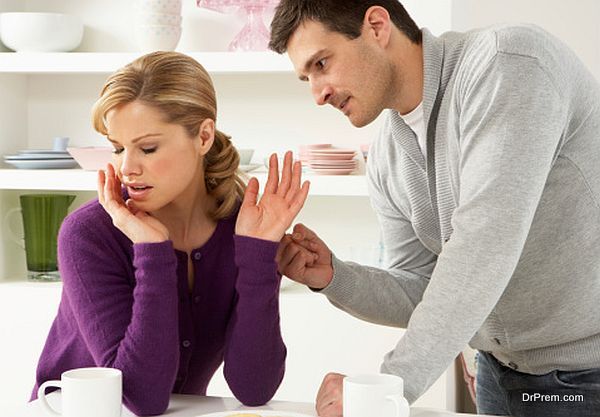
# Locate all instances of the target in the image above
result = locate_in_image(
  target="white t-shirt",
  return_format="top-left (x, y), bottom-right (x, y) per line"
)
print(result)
top-left (399, 102), bottom-right (426, 157)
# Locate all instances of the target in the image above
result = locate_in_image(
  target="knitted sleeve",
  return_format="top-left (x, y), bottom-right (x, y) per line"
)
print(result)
top-left (222, 235), bottom-right (286, 406)
top-left (57, 212), bottom-right (179, 415)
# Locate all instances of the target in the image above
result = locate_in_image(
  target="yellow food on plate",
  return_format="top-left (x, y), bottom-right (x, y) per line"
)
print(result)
top-left (225, 414), bottom-right (289, 417)
top-left (225, 414), bottom-right (262, 417)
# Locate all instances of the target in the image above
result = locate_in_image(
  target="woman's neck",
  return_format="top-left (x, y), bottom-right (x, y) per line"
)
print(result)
top-left (152, 179), bottom-right (218, 250)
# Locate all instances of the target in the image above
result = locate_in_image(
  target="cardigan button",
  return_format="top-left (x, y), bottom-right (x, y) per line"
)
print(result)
top-left (193, 252), bottom-right (202, 261)
top-left (182, 340), bottom-right (191, 348)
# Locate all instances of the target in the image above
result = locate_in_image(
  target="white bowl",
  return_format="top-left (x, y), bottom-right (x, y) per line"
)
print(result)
top-left (135, 25), bottom-right (181, 52)
top-left (238, 148), bottom-right (255, 165)
top-left (67, 147), bottom-right (113, 171)
top-left (136, 12), bottom-right (182, 26)
top-left (134, 0), bottom-right (182, 15)
top-left (0, 12), bottom-right (83, 52)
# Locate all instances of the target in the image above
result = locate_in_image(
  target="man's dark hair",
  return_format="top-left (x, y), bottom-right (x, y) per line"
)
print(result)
top-left (269, 0), bottom-right (421, 53)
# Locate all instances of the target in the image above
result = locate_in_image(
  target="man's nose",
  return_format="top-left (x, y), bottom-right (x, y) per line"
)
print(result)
top-left (312, 82), bottom-right (334, 106)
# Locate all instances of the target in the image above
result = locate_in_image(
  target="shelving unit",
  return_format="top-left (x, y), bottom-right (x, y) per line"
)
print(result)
top-left (0, 51), bottom-right (293, 74)
top-left (0, 168), bottom-right (368, 196)
top-left (0, 2), bottom-right (461, 413)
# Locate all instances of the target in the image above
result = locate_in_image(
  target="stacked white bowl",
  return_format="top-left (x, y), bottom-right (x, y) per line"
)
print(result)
top-left (134, 0), bottom-right (182, 52)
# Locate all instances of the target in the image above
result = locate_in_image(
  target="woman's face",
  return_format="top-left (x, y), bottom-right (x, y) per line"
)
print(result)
top-left (105, 101), bottom-right (210, 212)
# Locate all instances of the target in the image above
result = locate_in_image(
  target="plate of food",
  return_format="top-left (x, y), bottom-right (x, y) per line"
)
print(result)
top-left (197, 410), bottom-right (315, 417)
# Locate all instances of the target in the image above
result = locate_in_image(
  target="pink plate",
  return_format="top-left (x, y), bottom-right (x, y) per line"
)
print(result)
top-left (309, 148), bottom-right (355, 153)
top-left (299, 143), bottom-right (332, 150)
top-left (311, 168), bottom-right (356, 175)
top-left (308, 153), bottom-right (356, 161)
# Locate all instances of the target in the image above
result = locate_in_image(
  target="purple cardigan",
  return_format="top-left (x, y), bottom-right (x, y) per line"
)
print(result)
top-left (32, 198), bottom-right (286, 415)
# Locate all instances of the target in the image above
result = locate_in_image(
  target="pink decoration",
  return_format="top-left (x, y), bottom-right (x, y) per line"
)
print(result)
top-left (197, 0), bottom-right (280, 51)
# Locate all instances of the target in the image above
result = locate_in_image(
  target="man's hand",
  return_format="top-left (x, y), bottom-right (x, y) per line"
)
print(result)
top-left (276, 223), bottom-right (334, 289)
top-left (315, 372), bottom-right (345, 417)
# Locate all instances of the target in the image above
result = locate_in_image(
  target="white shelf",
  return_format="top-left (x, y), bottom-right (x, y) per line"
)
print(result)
top-left (0, 51), bottom-right (293, 74)
top-left (0, 169), bottom-right (369, 196)
top-left (0, 277), bottom-right (62, 289)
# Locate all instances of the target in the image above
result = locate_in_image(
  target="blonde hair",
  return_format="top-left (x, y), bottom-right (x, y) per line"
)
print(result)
top-left (92, 51), bottom-right (244, 220)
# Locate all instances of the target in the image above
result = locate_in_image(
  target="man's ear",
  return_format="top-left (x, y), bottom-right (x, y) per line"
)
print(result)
top-left (196, 118), bottom-right (215, 156)
top-left (363, 5), bottom-right (392, 48)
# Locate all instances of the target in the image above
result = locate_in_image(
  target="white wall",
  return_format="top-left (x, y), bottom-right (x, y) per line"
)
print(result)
top-left (451, 0), bottom-right (600, 78)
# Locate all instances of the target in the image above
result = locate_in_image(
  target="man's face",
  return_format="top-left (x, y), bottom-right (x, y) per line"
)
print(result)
top-left (287, 20), bottom-right (394, 127)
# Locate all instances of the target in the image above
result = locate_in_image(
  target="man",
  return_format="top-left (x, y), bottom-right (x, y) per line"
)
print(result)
top-left (269, 1), bottom-right (600, 416)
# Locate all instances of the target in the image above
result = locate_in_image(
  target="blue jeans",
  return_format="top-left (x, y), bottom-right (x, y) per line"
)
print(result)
top-left (475, 351), bottom-right (600, 416)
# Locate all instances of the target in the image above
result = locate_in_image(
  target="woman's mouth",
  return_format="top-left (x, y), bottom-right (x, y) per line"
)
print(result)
top-left (127, 185), bottom-right (153, 200)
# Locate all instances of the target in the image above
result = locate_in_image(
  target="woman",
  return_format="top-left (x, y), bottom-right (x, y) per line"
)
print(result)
top-left (32, 51), bottom-right (309, 415)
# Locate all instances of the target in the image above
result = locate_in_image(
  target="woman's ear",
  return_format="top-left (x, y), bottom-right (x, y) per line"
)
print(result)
top-left (196, 119), bottom-right (215, 156)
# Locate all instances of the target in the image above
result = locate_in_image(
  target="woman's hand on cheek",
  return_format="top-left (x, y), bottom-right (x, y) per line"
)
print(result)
top-left (97, 164), bottom-right (169, 244)
top-left (235, 151), bottom-right (310, 242)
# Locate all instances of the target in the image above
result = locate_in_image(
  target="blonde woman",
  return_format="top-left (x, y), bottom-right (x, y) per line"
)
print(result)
top-left (32, 51), bottom-right (309, 415)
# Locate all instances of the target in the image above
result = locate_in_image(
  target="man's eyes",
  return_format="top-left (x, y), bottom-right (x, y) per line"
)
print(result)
top-left (316, 58), bottom-right (327, 69)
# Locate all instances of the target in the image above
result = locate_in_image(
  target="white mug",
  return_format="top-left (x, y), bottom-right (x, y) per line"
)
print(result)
top-left (37, 367), bottom-right (122, 417)
top-left (343, 374), bottom-right (410, 417)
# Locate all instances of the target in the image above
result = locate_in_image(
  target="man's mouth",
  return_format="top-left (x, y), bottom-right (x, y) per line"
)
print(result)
top-left (339, 97), bottom-right (350, 110)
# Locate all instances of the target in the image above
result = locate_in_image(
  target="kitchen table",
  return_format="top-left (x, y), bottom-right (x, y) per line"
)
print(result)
top-left (7, 393), bottom-right (487, 417)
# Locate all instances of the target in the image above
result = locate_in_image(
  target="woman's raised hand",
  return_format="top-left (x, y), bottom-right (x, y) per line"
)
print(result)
top-left (236, 151), bottom-right (310, 242)
top-left (98, 164), bottom-right (169, 244)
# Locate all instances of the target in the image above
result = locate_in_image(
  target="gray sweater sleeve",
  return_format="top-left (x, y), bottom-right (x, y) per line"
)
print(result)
top-left (323, 53), bottom-right (565, 403)
top-left (320, 118), bottom-right (434, 328)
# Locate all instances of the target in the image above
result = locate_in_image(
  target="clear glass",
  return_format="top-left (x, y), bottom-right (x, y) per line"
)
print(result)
top-left (197, 0), bottom-right (280, 51)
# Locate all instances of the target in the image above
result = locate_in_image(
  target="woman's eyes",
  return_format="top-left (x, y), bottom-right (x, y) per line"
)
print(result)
top-left (316, 58), bottom-right (327, 70)
top-left (111, 147), bottom-right (157, 155)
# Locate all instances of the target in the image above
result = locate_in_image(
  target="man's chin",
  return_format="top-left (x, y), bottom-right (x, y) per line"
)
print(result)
top-left (348, 113), bottom-right (377, 128)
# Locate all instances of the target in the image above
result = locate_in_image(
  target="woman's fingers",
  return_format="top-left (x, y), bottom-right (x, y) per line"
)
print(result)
top-left (289, 180), bottom-right (310, 216)
top-left (107, 163), bottom-right (124, 205)
top-left (277, 151), bottom-right (293, 197)
top-left (241, 177), bottom-right (260, 209)
top-left (104, 165), bottom-right (115, 210)
top-left (97, 169), bottom-right (106, 206)
top-left (263, 153), bottom-right (279, 195)
top-left (285, 160), bottom-right (303, 204)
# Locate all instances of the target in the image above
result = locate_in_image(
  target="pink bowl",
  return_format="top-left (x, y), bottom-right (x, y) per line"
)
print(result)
top-left (67, 147), bottom-right (113, 170)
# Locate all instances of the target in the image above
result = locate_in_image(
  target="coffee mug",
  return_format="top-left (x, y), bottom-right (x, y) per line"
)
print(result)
top-left (4, 193), bottom-right (75, 281)
top-left (343, 374), bottom-right (410, 417)
top-left (37, 367), bottom-right (122, 417)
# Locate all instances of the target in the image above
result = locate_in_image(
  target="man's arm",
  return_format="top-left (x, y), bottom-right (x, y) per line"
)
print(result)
top-left (278, 116), bottom-right (436, 328)
top-left (382, 52), bottom-right (565, 403)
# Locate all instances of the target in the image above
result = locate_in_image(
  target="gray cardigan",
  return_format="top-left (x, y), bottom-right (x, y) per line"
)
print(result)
top-left (321, 25), bottom-right (600, 403)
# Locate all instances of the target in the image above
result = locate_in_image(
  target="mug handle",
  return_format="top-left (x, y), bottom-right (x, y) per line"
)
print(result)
top-left (386, 393), bottom-right (410, 417)
top-left (3, 207), bottom-right (25, 249)
top-left (37, 380), bottom-right (63, 416)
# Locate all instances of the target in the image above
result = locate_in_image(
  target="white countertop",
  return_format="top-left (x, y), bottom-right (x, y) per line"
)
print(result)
top-left (8, 393), bottom-right (484, 417)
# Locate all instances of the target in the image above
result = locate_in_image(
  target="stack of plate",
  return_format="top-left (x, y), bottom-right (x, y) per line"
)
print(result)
top-left (298, 143), bottom-right (332, 164)
top-left (3, 149), bottom-right (79, 169)
top-left (306, 147), bottom-right (358, 175)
